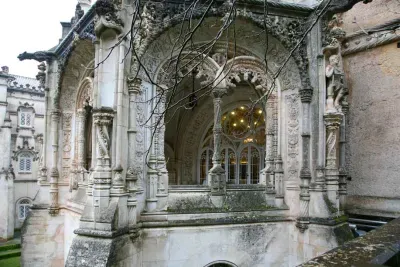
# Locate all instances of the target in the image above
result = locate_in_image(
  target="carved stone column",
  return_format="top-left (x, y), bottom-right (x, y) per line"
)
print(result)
top-left (155, 88), bottom-right (168, 209)
top-left (262, 98), bottom-right (276, 194)
top-left (49, 110), bottom-right (61, 215)
top-left (296, 87), bottom-right (313, 232)
top-left (208, 86), bottom-right (227, 196)
top-left (126, 76), bottom-right (141, 227)
top-left (92, 108), bottom-right (114, 217)
top-left (76, 109), bottom-right (87, 188)
top-left (339, 101), bottom-right (349, 213)
top-left (37, 63), bottom-right (48, 183)
top-left (324, 113), bottom-right (342, 213)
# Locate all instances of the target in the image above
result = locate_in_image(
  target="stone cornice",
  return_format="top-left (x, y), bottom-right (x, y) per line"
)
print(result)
top-left (342, 18), bottom-right (400, 56)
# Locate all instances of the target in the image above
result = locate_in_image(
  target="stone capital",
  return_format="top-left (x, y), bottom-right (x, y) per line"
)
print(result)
top-left (211, 87), bottom-right (227, 99)
top-left (324, 113), bottom-right (342, 129)
top-left (127, 77), bottom-right (142, 94)
top-left (93, 107), bottom-right (114, 126)
top-left (299, 87), bottom-right (313, 103)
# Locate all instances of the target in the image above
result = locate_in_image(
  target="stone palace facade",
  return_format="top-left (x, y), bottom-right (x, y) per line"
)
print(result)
top-left (3, 0), bottom-right (398, 266)
top-left (0, 66), bottom-right (45, 240)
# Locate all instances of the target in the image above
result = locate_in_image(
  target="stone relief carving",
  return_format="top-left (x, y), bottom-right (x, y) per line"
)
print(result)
top-left (286, 93), bottom-right (300, 180)
top-left (11, 138), bottom-right (39, 162)
top-left (94, 0), bottom-right (124, 37)
top-left (62, 113), bottom-right (73, 182)
top-left (131, 87), bottom-right (146, 189)
top-left (135, 15), bottom-right (302, 91)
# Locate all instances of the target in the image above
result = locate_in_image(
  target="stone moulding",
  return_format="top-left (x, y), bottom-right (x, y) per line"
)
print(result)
top-left (342, 28), bottom-right (400, 56)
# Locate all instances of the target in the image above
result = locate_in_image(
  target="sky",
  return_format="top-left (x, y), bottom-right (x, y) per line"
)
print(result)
top-left (0, 0), bottom-right (83, 78)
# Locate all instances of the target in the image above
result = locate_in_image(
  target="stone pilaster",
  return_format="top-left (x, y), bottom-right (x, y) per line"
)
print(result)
top-left (49, 110), bottom-right (61, 215)
top-left (208, 86), bottom-right (227, 197)
top-left (296, 87), bottom-right (313, 232)
top-left (274, 155), bottom-right (284, 207)
top-left (92, 108), bottom-right (114, 218)
top-left (324, 113), bottom-right (342, 213)
top-left (261, 97), bottom-right (275, 189)
top-left (155, 88), bottom-right (168, 210)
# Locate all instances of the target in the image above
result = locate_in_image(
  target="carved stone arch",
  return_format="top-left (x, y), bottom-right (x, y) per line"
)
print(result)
top-left (131, 12), bottom-right (308, 89)
top-left (155, 51), bottom-right (220, 88)
top-left (76, 77), bottom-right (94, 110)
top-left (58, 39), bottom-right (95, 111)
top-left (215, 56), bottom-right (276, 92)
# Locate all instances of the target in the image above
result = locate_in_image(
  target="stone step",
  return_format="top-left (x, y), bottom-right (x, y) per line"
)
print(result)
top-left (0, 249), bottom-right (21, 260)
top-left (0, 243), bottom-right (21, 252)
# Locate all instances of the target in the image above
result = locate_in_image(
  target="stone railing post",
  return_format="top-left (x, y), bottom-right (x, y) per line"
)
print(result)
top-left (208, 86), bottom-right (227, 197)
top-left (296, 87), bottom-right (313, 232)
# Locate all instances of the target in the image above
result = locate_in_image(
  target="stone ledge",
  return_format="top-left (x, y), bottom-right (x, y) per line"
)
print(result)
top-left (300, 216), bottom-right (400, 266)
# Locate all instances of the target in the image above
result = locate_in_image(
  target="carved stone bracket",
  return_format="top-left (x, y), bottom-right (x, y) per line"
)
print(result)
top-left (94, 0), bottom-right (124, 37)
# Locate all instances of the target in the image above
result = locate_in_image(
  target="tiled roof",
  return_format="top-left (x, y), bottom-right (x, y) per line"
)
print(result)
top-left (7, 74), bottom-right (45, 95)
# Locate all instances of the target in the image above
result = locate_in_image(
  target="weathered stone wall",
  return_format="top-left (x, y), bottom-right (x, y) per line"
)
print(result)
top-left (21, 208), bottom-right (65, 267)
top-left (342, 0), bottom-right (400, 215)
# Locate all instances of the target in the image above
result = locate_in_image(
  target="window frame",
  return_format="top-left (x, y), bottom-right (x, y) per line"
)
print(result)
top-left (18, 153), bottom-right (33, 173)
top-left (17, 198), bottom-right (32, 220)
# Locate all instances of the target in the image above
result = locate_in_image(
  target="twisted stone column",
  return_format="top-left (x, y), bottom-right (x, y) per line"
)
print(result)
top-left (208, 86), bottom-right (227, 196)
top-left (49, 110), bottom-right (61, 215)
top-left (324, 113), bottom-right (342, 213)
top-left (92, 108), bottom-right (114, 216)
top-left (296, 87), bottom-right (313, 232)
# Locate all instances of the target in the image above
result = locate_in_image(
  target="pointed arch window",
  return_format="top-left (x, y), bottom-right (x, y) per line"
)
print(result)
top-left (198, 104), bottom-right (266, 185)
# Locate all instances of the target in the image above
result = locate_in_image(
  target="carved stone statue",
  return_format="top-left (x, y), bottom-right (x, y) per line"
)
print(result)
top-left (326, 55), bottom-right (345, 113)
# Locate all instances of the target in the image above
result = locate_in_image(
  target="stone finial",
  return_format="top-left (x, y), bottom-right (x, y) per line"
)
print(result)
top-left (1, 66), bottom-right (9, 74)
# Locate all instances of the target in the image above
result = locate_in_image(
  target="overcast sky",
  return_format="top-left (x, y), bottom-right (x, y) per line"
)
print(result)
top-left (0, 0), bottom-right (82, 78)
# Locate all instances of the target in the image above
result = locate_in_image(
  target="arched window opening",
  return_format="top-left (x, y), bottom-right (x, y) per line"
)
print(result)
top-left (199, 104), bottom-right (266, 185)
top-left (17, 198), bottom-right (32, 220)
